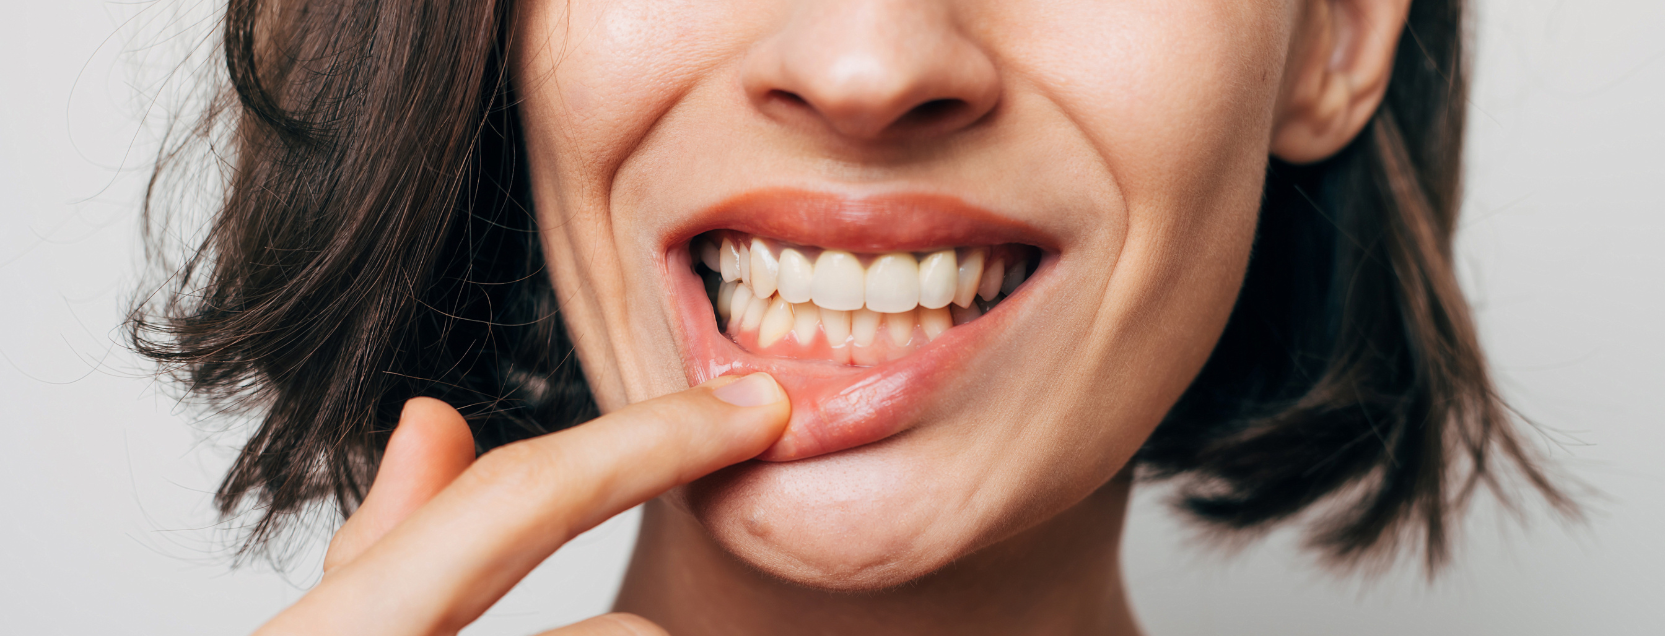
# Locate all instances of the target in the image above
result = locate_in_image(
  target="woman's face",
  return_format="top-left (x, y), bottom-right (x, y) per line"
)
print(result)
top-left (514, 0), bottom-right (1308, 588)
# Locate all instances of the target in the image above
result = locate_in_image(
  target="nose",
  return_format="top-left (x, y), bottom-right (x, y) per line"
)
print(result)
top-left (742, 0), bottom-right (1002, 141)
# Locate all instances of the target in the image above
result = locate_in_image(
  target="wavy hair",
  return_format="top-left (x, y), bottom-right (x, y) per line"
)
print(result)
top-left (131, 0), bottom-right (1571, 570)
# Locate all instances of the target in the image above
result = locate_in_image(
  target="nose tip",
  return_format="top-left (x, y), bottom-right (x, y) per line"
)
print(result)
top-left (744, 1), bottom-right (1001, 141)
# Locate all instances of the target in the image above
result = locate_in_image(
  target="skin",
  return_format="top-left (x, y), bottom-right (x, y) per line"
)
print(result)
top-left (255, 0), bottom-right (1408, 634)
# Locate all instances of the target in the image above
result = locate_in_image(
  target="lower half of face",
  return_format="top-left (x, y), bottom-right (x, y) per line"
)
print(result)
top-left (515, 0), bottom-right (1295, 589)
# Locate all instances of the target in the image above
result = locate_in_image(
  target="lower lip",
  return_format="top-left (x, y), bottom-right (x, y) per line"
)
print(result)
top-left (665, 244), bottom-right (1022, 461)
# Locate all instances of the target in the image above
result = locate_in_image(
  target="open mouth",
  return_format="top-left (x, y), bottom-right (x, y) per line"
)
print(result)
top-left (663, 189), bottom-right (1056, 461)
top-left (692, 231), bottom-right (1039, 366)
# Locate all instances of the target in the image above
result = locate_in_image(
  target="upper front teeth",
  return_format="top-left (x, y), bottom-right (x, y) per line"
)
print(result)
top-left (864, 253), bottom-right (921, 313)
top-left (812, 250), bottom-right (866, 311)
top-left (749, 238), bottom-right (780, 299)
top-left (705, 233), bottom-right (1028, 315)
top-left (917, 250), bottom-right (957, 310)
top-left (776, 247), bottom-right (815, 303)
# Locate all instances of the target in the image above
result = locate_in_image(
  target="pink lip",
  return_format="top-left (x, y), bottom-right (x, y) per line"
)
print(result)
top-left (662, 189), bottom-right (1052, 462)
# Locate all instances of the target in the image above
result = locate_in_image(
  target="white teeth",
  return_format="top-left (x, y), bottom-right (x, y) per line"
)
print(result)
top-left (757, 297), bottom-right (794, 348)
top-left (977, 256), bottom-right (1004, 301)
top-left (916, 250), bottom-right (957, 310)
top-left (1001, 259), bottom-right (1026, 296)
top-left (700, 241), bottom-right (721, 272)
top-left (741, 291), bottom-right (769, 331)
top-left (851, 308), bottom-right (881, 347)
top-left (792, 302), bottom-right (820, 345)
top-left (886, 309), bottom-right (915, 347)
top-left (920, 306), bottom-right (952, 340)
top-left (720, 237), bottom-right (741, 282)
top-left (821, 308), bottom-right (851, 347)
top-left (865, 252), bottom-right (920, 313)
top-left (727, 283), bottom-right (754, 332)
top-left (717, 280), bottom-right (737, 321)
top-left (953, 247), bottom-right (984, 308)
top-left (750, 238), bottom-right (779, 299)
top-left (812, 250), bottom-right (866, 311)
top-left (776, 247), bottom-right (815, 304)
top-left (738, 240), bottom-right (752, 286)
top-left (704, 233), bottom-right (1025, 356)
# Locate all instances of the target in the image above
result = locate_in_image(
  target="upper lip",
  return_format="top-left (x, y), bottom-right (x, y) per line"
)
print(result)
top-left (663, 187), bottom-right (1057, 254)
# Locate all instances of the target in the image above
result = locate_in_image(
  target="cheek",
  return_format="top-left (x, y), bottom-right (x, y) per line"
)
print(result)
top-left (512, 0), bottom-right (764, 186)
top-left (998, 1), bottom-right (1291, 196)
top-left (512, 1), bottom-right (763, 403)
top-left (1007, 0), bottom-right (1287, 356)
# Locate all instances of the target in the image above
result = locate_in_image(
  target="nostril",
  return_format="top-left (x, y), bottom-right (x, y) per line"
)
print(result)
top-left (904, 99), bottom-right (962, 121)
top-left (767, 89), bottom-right (811, 109)
top-left (894, 98), bottom-right (970, 132)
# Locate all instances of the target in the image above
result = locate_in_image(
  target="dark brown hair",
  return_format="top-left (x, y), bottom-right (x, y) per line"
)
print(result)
top-left (132, 0), bottom-right (1570, 569)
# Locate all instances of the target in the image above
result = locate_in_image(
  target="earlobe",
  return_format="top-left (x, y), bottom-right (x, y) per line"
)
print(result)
top-left (1270, 0), bottom-right (1412, 164)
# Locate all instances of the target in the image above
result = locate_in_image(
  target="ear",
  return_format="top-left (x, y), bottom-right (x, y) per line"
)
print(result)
top-left (1271, 0), bottom-right (1413, 164)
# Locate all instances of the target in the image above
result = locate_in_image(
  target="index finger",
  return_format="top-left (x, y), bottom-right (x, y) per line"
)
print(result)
top-left (261, 373), bottom-right (789, 636)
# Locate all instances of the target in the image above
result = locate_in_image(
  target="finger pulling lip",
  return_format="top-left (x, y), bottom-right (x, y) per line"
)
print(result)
top-left (663, 189), bottom-right (1053, 461)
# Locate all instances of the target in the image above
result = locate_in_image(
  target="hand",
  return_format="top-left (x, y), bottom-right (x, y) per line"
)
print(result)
top-left (257, 373), bottom-right (791, 636)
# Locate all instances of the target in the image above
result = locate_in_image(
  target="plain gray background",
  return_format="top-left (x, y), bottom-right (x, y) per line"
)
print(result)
top-left (3, 0), bottom-right (1661, 633)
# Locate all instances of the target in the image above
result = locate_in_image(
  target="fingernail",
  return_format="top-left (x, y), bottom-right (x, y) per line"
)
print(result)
top-left (712, 372), bottom-right (785, 407)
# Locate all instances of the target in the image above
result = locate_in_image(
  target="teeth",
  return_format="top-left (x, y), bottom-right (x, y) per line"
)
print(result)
top-left (886, 309), bottom-right (915, 347)
top-left (821, 308), bottom-right (851, 347)
top-left (740, 290), bottom-right (769, 331)
top-left (812, 250), bottom-right (866, 311)
top-left (851, 308), bottom-right (881, 347)
top-left (749, 238), bottom-right (779, 299)
top-left (791, 302), bottom-right (820, 345)
top-left (977, 256), bottom-right (1004, 301)
top-left (1001, 259), bottom-right (1027, 296)
top-left (716, 280), bottom-right (737, 321)
top-left (920, 306), bottom-right (952, 340)
top-left (727, 283), bottom-right (754, 332)
top-left (700, 241), bottom-right (721, 272)
top-left (720, 237), bottom-right (741, 282)
top-left (776, 247), bottom-right (815, 304)
top-left (953, 247), bottom-right (984, 308)
top-left (738, 240), bottom-right (752, 286)
top-left (865, 253), bottom-right (920, 313)
top-left (916, 250), bottom-right (956, 310)
top-left (702, 232), bottom-right (1032, 360)
top-left (757, 297), bottom-right (795, 348)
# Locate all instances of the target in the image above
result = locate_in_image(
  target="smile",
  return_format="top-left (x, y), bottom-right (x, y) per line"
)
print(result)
top-left (663, 189), bottom-right (1057, 461)
top-left (694, 232), bottom-right (1038, 365)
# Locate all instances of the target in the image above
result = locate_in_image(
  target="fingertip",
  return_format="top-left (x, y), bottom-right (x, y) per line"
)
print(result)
top-left (702, 373), bottom-right (791, 458)
top-left (394, 397), bottom-right (476, 470)
top-left (710, 372), bottom-right (787, 408)
top-left (367, 398), bottom-right (475, 524)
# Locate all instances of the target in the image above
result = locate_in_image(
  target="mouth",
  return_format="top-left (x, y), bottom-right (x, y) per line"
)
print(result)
top-left (664, 189), bottom-right (1055, 461)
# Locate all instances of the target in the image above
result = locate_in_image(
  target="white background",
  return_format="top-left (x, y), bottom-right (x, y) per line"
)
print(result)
top-left (3, 1), bottom-right (1661, 634)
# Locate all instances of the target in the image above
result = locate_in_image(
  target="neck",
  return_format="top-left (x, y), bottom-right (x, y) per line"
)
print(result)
top-left (614, 475), bottom-right (1141, 636)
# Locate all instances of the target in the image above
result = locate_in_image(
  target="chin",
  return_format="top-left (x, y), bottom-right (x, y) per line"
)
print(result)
top-left (677, 436), bottom-right (983, 591)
